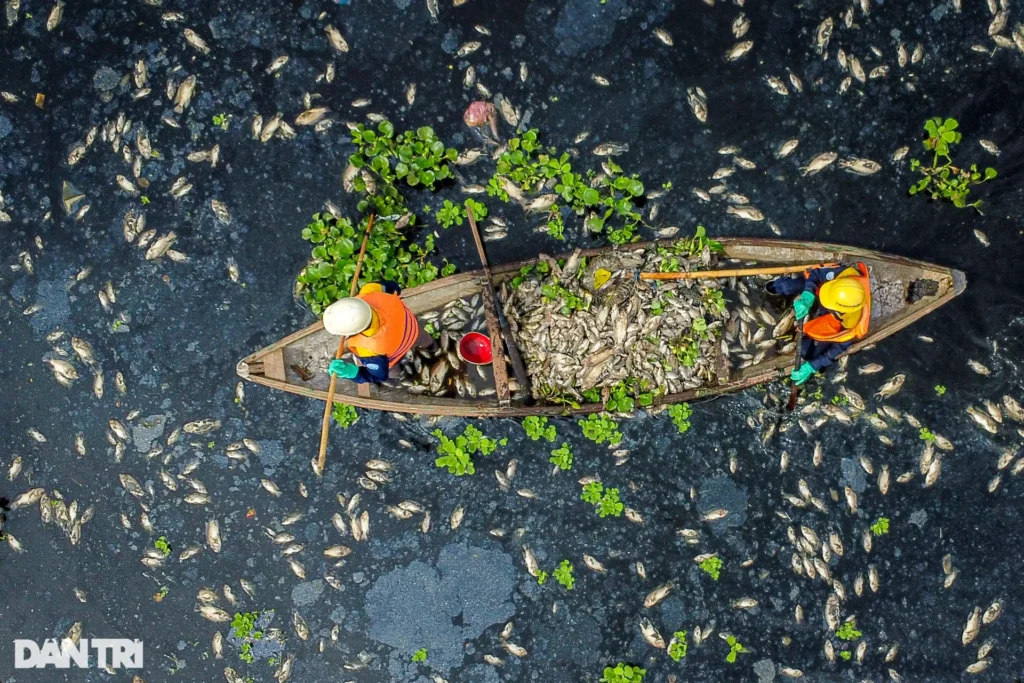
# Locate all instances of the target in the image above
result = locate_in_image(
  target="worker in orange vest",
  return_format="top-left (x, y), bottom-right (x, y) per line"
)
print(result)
top-left (322, 281), bottom-right (424, 385)
top-left (767, 262), bottom-right (871, 385)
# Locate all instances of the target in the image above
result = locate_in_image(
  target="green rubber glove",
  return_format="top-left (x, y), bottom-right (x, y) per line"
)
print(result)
top-left (790, 362), bottom-right (816, 385)
top-left (328, 360), bottom-right (359, 379)
top-left (793, 291), bottom-right (816, 320)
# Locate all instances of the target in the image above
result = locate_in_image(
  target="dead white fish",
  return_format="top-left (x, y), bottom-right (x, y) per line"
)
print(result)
top-left (967, 359), bottom-right (991, 376)
top-left (643, 582), bottom-right (672, 608)
top-left (776, 139), bottom-right (800, 159)
top-left (875, 374), bottom-right (906, 400)
top-left (46, 0), bottom-right (63, 31)
top-left (726, 205), bottom-right (764, 222)
top-left (265, 55), bottom-right (289, 75)
top-left (456, 41), bottom-right (481, 57)
top-left (325, 24), bottom-right (349, 53)
top-left (296, 107), bottom-right (329, 126)
top-left (184, 29), bottom-right (211, 54)
top-left (979, 139), bottom-right (1000, 156)
top-left (801, 152), bottom-right (838, 176)
top-left (839, 158), bottom-right (882, 175)
top-left (725, 40), bottom-right (754, 61)
top-left (653, 28), bottom-right (673, 46)
top-left (639, 618), bottom-right (666, 649)
top-left (206, 519), bottom-right (222, 552)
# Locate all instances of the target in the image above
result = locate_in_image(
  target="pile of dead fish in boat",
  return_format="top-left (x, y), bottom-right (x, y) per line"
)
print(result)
top-left (393, 294), bottom-right (505, 398)
top-left (502, 245), bottom-right (792, 401)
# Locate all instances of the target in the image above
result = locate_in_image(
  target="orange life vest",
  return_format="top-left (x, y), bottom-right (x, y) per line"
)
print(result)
top-left (802, 262), bottom-right (871, 343)
top-left (346, 291), bottom-right (419, 367)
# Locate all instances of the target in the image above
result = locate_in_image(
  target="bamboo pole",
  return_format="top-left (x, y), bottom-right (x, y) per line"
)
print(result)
top-left (316, 213), bottom-right (375, 476)
top-left (639, 263), bottom-right (827, 281)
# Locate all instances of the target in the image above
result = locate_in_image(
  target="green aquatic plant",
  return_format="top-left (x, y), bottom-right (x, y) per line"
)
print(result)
top-left (668, 631), bottom-right (688, 661)
top-left (836, 619), bottom-right (863, 641)
top-left (870, 517), bottom-right (890, 536)
top-left (668, 403), bottom-right (693, 434)
top-left (935, 384), bottom-right (947, 396)
top-left (839, 650), bottom-right (852, 661)
top-left (212, 113), bottom-right (230, 130)
top-left (579, 413), bottom-right (623, 445)
top-left (699, 556), bottom-right (722, 581)
top-left (553, 560), bottom-right (575, 590)
top-left (580, 481), bottom-right (624, 517)
top-left (540, 282), bottom-right (588, 316)
top-left (908, 117), bottom-right (996, 212)
top-left (350, 122), bottom-right (458, 190)
top-left (154, 536), bottom-right (171, 556)
top-left (488, 129), bottom-right (651, 244)
top-left (298, 212), bottom-right (453, 316)
top-left (919, 427), bottom-right (936, 442)
top-left (536, 569), bottom-right (548, 585)
top-left (600, 663), bottom-right (646, 683)
top-left (703, 288), bottom-right (727, 315)
top-left (332, 404), bottom-right (359, 429)
top-left (432, 425), bottom-right (507, 476)
top-left (140, 195), bottom-right (150, 205)
top-left (411, 648), bottom-right (428, 662)
top-left (436, 200), bottom-right (465, 228)
top-left (549, 443), bottom-right (573, 470)
top-left (724, 635), bottom-right (748, 664)
top-left (522, 416), bottom-right (557, 442)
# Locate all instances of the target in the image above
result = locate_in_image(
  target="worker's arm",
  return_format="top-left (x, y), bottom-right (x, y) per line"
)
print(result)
top-left (358, 280), bottom-right (402, 296)
top-left (328, 355), bottom-right (390, 384)
top-left (807, 340), bottom-right (853, 371)
top-left (803, 266), bottom-right (847, 293)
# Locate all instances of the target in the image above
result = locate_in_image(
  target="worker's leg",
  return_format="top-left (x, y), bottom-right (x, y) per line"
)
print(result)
top-left (767, 274), bottom-right (806, 296)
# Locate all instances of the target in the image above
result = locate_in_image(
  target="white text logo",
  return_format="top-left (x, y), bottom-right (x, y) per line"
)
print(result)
top-left (14, 639), bottom-right (144, 669)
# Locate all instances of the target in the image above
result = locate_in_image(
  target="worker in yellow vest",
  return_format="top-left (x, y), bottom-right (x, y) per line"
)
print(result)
top-left (768, 262), bottom-right (871, 385)
top-left (322, 281), bottom-right (422, 385)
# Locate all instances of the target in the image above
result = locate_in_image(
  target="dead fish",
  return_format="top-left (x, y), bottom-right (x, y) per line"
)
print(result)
top-left (296, 107), bottom-right (329, 126)
top-left (639, 618), bottom-right (666, 649)
top-left (892, 146), bottom-right (910, 162)
top-left (653, 27), bottom-right (673, 46)
top-left (265, 55), bottom-right (289, 75)
top-left (968, 359), bottom-right (991, 376)
top-left (643, 582), bottom-right (672, 608)
top-left (206, 519), bottom-right (222, 552)
top-left (46, 0), bottom-right (63, 31)
top-left (725, 40), bottom-right (754, 61)
top-left (776, 139), bottom-right (800, 159)
top-left (184, 29), bottom-right (211, 54)
top-left (173, 75), bottom-right (197, 113)
top-left (726, 205), bottom-right (764, 222)
top-left (962, 607), bottom-right (982, 645)
top-left (765, 76), bottom-right (790, 96)
top-left (450, 505), bottom-right (465, 529)
top-left (801, 152), bottom-right (838, 176)
top-left (593, 142), bottom-right (629, 156)
top-left (839, 158), bottom-right (882, 175)
top-left (814, 17), bottom-right (833, 54)
top-left (875, 374), bottom-right (906, 400)
top-left (591, 74), bottom-right (610, 86)
top-left (733, 12), bottom-right (750, 38)
top-left (979, 139), bottom-right (1001, 156)
top-left (325, 24), bottom-right (349, 53)
top-left (702, 508), bottom-right (729, 521)
top-left (457, 41), bottom-right (481, 57)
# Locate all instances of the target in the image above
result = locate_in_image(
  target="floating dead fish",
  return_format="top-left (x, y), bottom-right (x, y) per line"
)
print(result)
top-left (801, 152), bottom-right (838, 176)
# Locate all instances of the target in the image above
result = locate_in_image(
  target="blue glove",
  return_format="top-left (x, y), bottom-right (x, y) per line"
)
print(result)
top-left (793, 291), bottom-right (815, 320)
top-left (328, 360), bottom-right (359, 379)
top-left (790, 362), bottom-right (816, 385)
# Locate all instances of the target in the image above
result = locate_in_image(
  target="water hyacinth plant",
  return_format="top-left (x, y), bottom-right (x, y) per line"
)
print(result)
top-left (908, 117), bottom-right (996, 212)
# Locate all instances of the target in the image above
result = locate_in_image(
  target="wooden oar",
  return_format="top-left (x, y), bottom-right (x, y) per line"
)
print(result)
top-left (639, 263), bottom-right (826, 281)
top-left (466, 205), bottom-right (530, 406)
top-left (316, 213), bottom-right (375, 476)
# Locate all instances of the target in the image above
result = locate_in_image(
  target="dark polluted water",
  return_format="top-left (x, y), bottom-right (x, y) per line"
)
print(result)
top-left (2, 0), bottom-right (1024, 682)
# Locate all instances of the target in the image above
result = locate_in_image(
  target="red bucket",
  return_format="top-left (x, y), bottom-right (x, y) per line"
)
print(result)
top-left (459, 332), bottom-right (493, 365)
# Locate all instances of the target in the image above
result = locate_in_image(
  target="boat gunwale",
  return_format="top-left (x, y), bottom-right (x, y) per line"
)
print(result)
top-left (238, 237), bottom-right (965, 417)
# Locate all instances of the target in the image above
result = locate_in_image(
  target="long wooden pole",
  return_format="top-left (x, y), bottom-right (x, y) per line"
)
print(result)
top-left (786, 324), bottom-right (804, 412)
top-left (316, 213), bottom-right (375, 476)
top-left (639, 263), bottom-right (826, 281)
top-left (465, 206), bottom-right (530, 405)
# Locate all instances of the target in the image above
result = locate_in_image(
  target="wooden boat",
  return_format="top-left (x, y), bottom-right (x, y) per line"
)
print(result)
top-left (236, 238), bottom-right (966, 418)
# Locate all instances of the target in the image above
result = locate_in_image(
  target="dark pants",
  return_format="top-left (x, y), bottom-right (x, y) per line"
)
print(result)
top-left (769, 275), bottom-right (846, 370)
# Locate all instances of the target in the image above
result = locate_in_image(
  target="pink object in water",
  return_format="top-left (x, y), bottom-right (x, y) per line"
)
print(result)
top-left (463, 101), bottom-right (495, 127)
top-left (459, 332), bottom-right (493, 365)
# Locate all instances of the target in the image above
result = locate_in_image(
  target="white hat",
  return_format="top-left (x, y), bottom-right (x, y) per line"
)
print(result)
top-left (323, 298), bottom-right (372, 336)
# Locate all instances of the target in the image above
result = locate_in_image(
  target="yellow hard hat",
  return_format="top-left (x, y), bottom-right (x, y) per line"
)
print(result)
top-left (323, 297), bottom-right (372, 336)
top-left (819, 277), bottom-right (866, 312)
